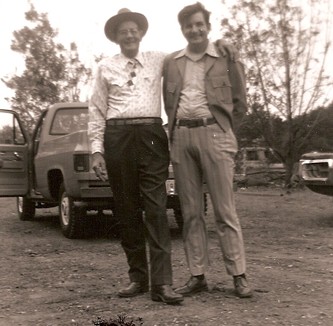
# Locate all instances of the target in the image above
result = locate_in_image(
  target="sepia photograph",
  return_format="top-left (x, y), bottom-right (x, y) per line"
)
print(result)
top-left (0, 0), bottom-right (332, 325)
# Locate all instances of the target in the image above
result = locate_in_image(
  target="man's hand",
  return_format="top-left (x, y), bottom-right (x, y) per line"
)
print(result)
top-left (92, 152), bottom-right (108, 182)
top-left (215, 39), bottom-right (240, 62)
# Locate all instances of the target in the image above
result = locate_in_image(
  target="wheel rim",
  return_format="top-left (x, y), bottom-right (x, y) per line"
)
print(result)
top-left (60, 194), bottom-right (70, 226)
top-left (17, 197), bottom-right (23, 214)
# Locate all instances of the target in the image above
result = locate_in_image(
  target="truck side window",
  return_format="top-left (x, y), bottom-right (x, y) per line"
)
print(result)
top-left (13, 117), bottom-right (25, 145)
top-left (50, 108), bottom-right (88, 135)
top-left (0, 112), bottom-right (26, 145)
top-left (247, 150), bottom-right (259, 161)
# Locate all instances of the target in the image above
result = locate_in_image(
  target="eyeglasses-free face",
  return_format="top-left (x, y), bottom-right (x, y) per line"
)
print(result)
top-left (181, 11), bottom-right (211, 51)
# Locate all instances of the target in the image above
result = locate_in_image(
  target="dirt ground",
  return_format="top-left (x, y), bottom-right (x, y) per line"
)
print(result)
top-left (0, 186), bottom-right (332, 326)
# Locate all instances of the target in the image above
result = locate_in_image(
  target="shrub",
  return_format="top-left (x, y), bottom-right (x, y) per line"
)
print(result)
top-left (92, 314), bottom-right (144, 326)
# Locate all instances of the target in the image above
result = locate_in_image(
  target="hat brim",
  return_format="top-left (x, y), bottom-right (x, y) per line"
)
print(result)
top-left (104, 12), bottom-right (148, 43)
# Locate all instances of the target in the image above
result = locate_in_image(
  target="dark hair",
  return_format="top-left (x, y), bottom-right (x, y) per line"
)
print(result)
top-left (177, 2), bottom-right (211, 28)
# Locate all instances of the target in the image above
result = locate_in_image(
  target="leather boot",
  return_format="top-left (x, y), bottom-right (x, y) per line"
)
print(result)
top-left (175, 275), bottom-right (208, 296)
top-left (233, 275), bottom-right (253, 298)
top-left (151, 285), bottom-right (184, 304)
top-left (118, 282), bottom-right (149, 298)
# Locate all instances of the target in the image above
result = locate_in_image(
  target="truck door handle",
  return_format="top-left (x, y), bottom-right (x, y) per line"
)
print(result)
top-left (13, 152), bottom-right (22, 161)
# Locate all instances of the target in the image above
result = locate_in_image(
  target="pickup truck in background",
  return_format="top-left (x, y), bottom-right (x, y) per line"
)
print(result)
top-left (0, 103), bottom-right (188, 238)
top-left (299, 151), bottom-right (333, 196)
top-left (234, 146), bottom-right (285, 186)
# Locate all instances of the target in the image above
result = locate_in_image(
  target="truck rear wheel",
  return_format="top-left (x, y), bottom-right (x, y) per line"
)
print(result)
top-left (174, 207), bottom-right (183, 231)
top-left (17, 197), bottom-right (36, 221)
top-left (59, 183), bottom-right (87, 239)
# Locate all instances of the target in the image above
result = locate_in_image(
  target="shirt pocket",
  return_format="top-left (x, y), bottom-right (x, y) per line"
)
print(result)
top-left (110, 77), bottom-right (131, 96)
top-left (111, 76), bottom-right (128, 88)
top-left (142, 74), bottom-right (156, 88)
top-left (211, 76), bottom-right (232, 104)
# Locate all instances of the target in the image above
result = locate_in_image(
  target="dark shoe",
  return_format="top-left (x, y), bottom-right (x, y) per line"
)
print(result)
top-left (118, 282), bottom-right (149, 298)
top-left (151, 285), bottom-right (184, 304)
top-left (233, 275), bottom-right (253, 298)
top-left (175, 276), bottom-right (208, 296)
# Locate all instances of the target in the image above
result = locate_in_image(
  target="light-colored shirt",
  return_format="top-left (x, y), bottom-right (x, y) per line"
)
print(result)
top-left (88, 51), bottom-right (166, 154)
top-left (176, 42), bottom-right (217, 120)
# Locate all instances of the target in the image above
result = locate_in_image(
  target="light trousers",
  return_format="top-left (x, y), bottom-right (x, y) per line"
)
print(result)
top-left (170, 123), bottom-right (246, 276)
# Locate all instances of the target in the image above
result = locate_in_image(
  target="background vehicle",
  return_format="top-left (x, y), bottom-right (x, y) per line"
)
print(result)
top-left (234, 146), bottom-right (285, 186)
top-left (299, 151), bottom-right (333, 196)
top-left (0, 103), bottom-right (196, 238)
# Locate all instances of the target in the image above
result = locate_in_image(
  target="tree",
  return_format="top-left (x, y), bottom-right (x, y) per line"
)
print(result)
top-left (221, 0), bottom-right (332, 184)
top-left (3, 5), bottom-right (91, 132)
top-left (62, 42), bottom-right (92, 102)
top-left (298, 101), bottom-right (333, 153)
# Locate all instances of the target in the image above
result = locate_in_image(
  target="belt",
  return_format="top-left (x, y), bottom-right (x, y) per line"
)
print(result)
top-left (177, 117), bottom-right (217, 128)
top-left (106, 117), bottom-right (162, 126)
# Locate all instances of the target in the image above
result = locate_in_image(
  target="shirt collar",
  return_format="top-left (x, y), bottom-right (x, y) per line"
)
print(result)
top-left (119, 52), bottom-right (144, 67)
top-left (175, 42), bottom-right (219, 60)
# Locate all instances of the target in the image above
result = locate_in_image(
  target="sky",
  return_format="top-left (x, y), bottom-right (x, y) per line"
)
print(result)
top-left (0, 0), bottom-right (228, 107)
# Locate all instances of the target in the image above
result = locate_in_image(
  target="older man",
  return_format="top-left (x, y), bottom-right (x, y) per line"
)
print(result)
top-left (88, 8), bottom-right (183, 304)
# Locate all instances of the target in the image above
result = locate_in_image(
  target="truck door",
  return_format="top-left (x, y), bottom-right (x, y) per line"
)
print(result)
top-left (0, 109), bottom-right (29, 196)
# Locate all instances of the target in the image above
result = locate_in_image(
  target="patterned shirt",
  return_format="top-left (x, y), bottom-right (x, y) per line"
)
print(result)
top-left (88, 51), bottom-right (166, 154)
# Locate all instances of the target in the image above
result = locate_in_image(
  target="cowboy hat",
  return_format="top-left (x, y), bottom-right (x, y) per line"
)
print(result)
top-left (104, 8), bottom-right (149, 43)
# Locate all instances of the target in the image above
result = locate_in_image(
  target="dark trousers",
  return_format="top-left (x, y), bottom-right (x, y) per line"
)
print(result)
top-left (104, 123), bottom-right (172, 286)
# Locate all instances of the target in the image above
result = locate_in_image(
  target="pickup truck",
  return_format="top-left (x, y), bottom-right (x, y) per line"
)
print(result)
top-left (0, 103), bottom-right (188, 238)
top-left (299, 151), bottom-right (333, 196)
top-left (234, 146), bottom-right (285, 186)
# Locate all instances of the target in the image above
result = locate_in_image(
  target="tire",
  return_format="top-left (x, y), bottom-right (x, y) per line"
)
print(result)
top-left (17, 196), bottom-right (36, 221)
top-left (174, 207), bottom-right (183, 232)
top-left (59, 183), bottom-right (87, 239)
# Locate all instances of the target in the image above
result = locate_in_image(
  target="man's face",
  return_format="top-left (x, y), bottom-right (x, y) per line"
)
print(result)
top-left (181, 11), bottom-right (210, 47)
top-left (115, 21), bottom-right (143, 58)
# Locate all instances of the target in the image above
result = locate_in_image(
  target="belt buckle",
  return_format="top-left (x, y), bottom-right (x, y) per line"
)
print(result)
top-left (188, 120), bottom-right (198, 128)
top-left (130, 119), bottom-right (142, 125)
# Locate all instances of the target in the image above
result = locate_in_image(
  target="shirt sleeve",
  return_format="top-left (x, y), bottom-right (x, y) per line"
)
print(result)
top-left (88, 63), bottom-right (108, 154)
top-left (149, 51), bottom-right (168, 63)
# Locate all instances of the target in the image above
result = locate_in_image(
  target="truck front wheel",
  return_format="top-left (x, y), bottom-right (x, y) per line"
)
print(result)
top-left (17, 197), bottom-right (36, 221)
top-left (59, 183), bottom-right (86, 239)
